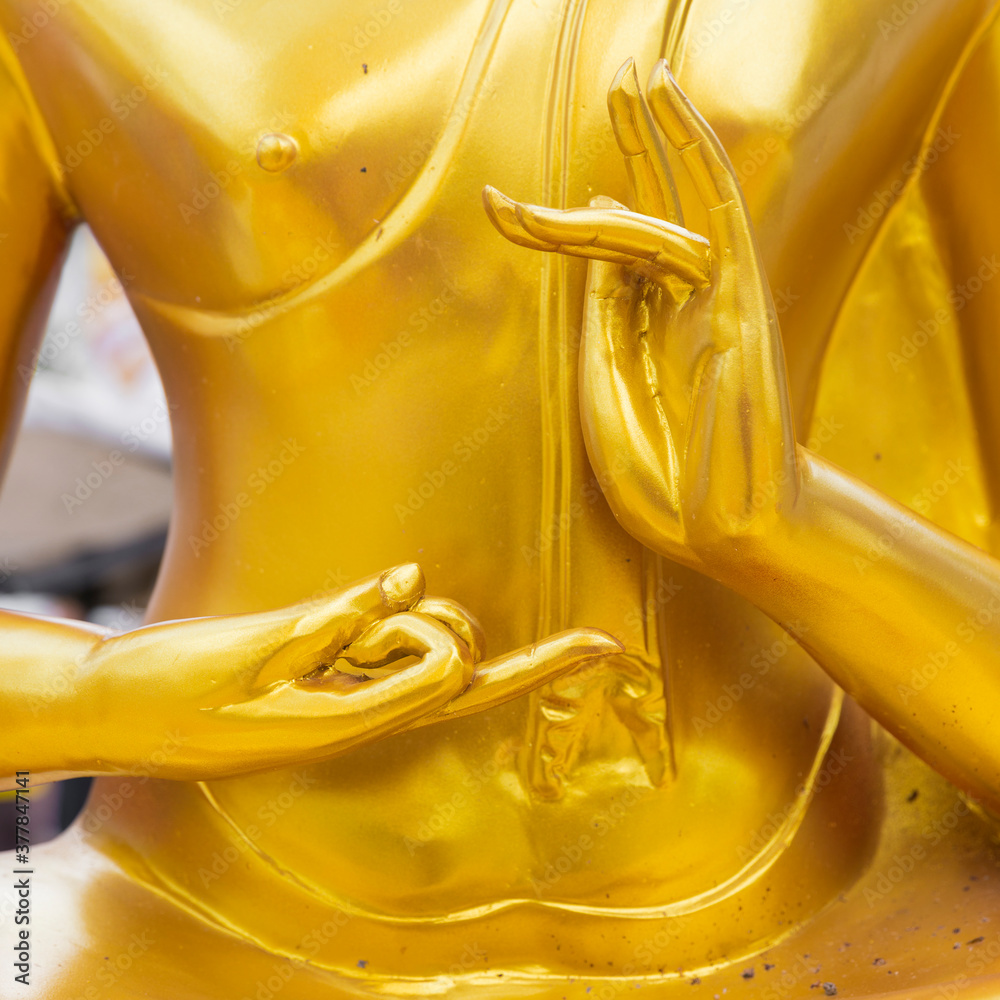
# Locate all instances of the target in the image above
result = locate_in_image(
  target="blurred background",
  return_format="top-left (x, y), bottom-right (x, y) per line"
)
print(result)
top-left (1, 227), bottom-right (172, 847)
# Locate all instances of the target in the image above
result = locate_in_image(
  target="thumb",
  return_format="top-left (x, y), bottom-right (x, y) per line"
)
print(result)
top-left (255, 564), bottom-right (426, 688)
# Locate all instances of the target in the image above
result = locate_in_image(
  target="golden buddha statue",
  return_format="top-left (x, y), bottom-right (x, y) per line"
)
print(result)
top-left (4, 0), bottom-right (1000, 996)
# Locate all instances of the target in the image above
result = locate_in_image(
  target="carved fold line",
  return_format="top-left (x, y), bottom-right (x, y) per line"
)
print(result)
top-left (132, 0), bottom-right (517, 338)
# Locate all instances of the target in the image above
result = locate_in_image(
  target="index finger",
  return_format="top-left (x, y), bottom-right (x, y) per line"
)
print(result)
top-left (255, 563), bottom-right (427, 687)
top-left (608, 57), bottom-right (684, 225)
top-left (646, 60), bottom-right (740, 211)
top-left (290, 562), bottom-right (426, 640)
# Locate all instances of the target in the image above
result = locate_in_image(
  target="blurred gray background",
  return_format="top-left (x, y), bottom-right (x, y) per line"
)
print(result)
top-left (2, 227), bottom-right (172, 847)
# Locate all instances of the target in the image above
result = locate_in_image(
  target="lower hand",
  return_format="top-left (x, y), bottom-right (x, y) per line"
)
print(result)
top-left (77, 563), bottom-right (620, 779)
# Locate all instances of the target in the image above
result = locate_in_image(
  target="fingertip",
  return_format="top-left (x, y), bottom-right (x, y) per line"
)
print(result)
top-left (538, 627), bottom-right (624, 664)
top-left (648, 60), bottom-right (698, 127)
top-left (647, 59), bottom-right (678, 108)
top-left (483, 184), bottom-right (513, 217)
top-left (589, 194), bottom-right (625, 210)
top-left (647, 66), bottom-right (693, 152)
top-left (609, 56), bottom-right (639, 102)
top-left (379, 563), bottom-right (425, 612)
top-left (467, 617), bottom-right (486, 664)
top-left (414, 596), bottom-right (486, 663)
top-left (571, 628), bottom-right (625, 659)
top-left (483, 186), bottom-right (525, 239)
top-left (482, 183), bottom-right (499, 211)
top-left (648, 59), bottom-right (676, 92)
top-left (608, 58), bottom-right (649, 159)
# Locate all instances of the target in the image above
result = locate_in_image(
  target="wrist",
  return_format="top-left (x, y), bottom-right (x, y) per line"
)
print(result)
top-left (696, 447), bottom-right (828, 618)
top-left (706, 445), bottom-right (938, 626)
top-left (74, 629), bottom-right (167, 775)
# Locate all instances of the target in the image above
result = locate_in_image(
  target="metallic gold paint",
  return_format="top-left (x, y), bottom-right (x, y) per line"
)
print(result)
top-left (2, 0), bottom-right (1000, 995)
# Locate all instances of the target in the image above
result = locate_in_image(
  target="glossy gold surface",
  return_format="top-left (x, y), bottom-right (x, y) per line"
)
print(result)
top-left (4, 0), bottom-right (1000, 996)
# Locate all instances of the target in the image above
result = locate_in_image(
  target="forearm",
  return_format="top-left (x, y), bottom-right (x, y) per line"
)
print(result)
top-left (718, 447), bottom-right (1000, 811)
top-left (1, 610), bottom-right (111, 786)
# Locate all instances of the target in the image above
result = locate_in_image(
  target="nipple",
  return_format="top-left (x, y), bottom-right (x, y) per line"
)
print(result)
top-left (256, 133), bottom-right (298, 172)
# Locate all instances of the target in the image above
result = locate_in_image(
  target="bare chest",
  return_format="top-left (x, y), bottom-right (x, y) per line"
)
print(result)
top-left (4, 0), bottom-right (496, 306)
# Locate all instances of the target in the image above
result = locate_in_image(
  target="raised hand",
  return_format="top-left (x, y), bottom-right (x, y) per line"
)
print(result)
top-left (484, 59), bottom-right (798, 574)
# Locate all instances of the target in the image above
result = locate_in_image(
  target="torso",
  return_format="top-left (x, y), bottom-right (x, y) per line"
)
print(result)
top-left (6, 0), bottom-right (995, 978)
